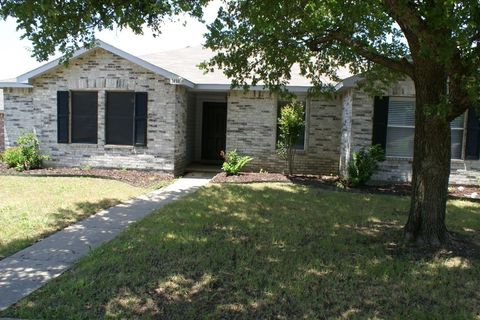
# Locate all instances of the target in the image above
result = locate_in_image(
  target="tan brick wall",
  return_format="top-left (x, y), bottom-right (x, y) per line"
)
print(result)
top-left (4, 48), bottom-right (180, 172)
top-left (343, 78), bottom-right (480, 185)
top-left (226, 90), bottom-right (342, 175)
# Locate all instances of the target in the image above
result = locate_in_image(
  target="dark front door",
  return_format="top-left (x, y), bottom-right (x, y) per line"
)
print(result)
top-left (202, 102), bottom-right (227, 162)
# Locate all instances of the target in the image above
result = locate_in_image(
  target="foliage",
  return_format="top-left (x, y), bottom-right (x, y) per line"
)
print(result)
top-left (221, 150), bottom-right (252, 176)
top-left (1, 133), bottom-right (48, 171)
top-left (347, 145), bottom-right (385, 187)
top-left (1, 147), bottom-right (24, 170)
top-left (0, 1), bottom-right (208, 61)
top-left (2, 184), bottom-right (479, 319)
top-left (276, 101), bottom-right (305, 175)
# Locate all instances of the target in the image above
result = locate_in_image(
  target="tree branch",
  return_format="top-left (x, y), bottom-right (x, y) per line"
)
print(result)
top-left (382, 0), bottom-right (425, 54)
top-left (306, 31), bottom-right (414, 77)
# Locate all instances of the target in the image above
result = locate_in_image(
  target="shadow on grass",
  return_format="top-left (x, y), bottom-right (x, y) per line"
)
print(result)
top-left (3, 184), bottom-right (480, 319)
top-left (0, 198), bottom-right (122, 259)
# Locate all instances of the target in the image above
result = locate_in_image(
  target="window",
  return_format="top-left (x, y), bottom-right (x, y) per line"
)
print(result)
top-left (277, 100), bottom-right (306, 150)
top-left (105, 92), bottom-right (148, 146)
top-left (57, 91), bottom-right (98, 144)
top-left (71, 91), bottom-right (98, 144)
top-left (450, 114), bottom-right (465, 159)
top-left (385, 97), bottom-right (465, 159)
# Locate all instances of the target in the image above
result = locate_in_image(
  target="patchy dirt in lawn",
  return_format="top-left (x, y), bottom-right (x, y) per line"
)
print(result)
top-left (212, 172), bottom-right (480, 201)
top-left (0, 163), bottom-right (173, 188)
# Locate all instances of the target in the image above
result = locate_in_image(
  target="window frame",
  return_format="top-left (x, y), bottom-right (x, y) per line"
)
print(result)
top-left (104, 90), bottom-right (148, 147)
top-left (385, 96), bottom-right (467, 160)
top-left (69, 90), bottom-right (99, 144)
top-left (105, 90), bottom-right (135, 146)
top-left (450, 113), bottom-right (467, 160)
top-left (276, 97), bottom-right (308, 152)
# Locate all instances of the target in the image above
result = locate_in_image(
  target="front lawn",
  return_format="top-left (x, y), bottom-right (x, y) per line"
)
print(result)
top-left (0, 176), bottom-right (149, 258)
top-left (2, 183), bottom-right (480, 319)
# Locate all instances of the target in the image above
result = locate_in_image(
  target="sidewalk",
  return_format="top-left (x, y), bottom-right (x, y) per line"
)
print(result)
top-left (0, 172), bottom-right (213, 311)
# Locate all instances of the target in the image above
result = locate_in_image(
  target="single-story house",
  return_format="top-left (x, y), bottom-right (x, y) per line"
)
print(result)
top-left (0, 40), bottom-right (479, 183)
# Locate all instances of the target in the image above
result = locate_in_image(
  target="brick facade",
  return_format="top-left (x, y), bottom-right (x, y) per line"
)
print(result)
top-left (2, 48), bottom-right (478, 182)
top-left (226, 90), bottom-right (342, 174)
top-left (340, 78), bottom-right (480, 185)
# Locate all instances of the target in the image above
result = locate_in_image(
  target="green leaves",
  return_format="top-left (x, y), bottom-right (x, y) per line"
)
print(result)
top-left (0, 0), bottom-right (209, 61)
top-left (1, 132), bottom-right (48, 171)
top-left (221, 150), bottom-right (253, 176)
top-left (277, 101), bottom-right (305, 175)
top-left (347, 144), bottom-right (385, 187)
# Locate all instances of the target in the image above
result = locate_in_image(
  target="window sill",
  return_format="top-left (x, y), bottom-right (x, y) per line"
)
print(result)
top-left (385, 156), bottom-right (466, 163)
top-left (104, 144), bottom-right (148, 150)
top-left (104, 144), bottom-right (134, 149)
top-left (61, 143), bottom-right (98, 149)
top-left (274, 148), bottom-right (307, 154)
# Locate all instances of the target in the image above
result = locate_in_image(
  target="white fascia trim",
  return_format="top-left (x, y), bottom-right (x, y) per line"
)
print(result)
top-left (15, 40), bottom-right (195, 88)
top-left (334, 75), bottom-right (361, 92)
top-left (193, 83), bottom-right (312, 93)
top-left (0, 82), bottom-right (34, 88)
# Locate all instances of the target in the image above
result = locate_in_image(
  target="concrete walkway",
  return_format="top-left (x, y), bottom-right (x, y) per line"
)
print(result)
top-left (0, 173), bottom-right (213, 311)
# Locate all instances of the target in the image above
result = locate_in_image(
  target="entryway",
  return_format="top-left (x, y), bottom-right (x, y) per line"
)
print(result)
top-left (201, 102), bottom-right (227, 163)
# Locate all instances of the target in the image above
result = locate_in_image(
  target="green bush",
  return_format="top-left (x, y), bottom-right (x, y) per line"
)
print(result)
top-left (221, 150), bottom-right (253, 176)
top-left (1, 133), bottom-right (48, 171)
top-left (1, 147), bottom-right (24, 171)
top-left (276, 101), bottom-right (305, 175)
top-left (347, 144), bottom-right (385, 187)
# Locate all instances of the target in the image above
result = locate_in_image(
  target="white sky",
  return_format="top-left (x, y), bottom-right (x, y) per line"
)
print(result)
top-left (0, 1), bottom-right (221, 80)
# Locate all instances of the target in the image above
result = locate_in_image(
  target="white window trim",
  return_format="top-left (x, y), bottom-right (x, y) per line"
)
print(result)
top-left (385, 96), bottom-right (467, 160)
top-left (275, 96), bottom-right (308, 152)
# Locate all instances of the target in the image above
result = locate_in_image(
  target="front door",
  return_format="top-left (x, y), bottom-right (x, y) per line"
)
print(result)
top-left (202, 102), bottom-right (227, 162)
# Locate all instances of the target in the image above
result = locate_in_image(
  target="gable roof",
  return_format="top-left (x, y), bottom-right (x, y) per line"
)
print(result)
top-left (0, 40), bottom-right (356, 92)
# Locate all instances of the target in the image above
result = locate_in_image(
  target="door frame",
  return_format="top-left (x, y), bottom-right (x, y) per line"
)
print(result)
top-left (194, 94), bottom-right (228, 162)
top-left (201, 101), bottom-right (228, 163)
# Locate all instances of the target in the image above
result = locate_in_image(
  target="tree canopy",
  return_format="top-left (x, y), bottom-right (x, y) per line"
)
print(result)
top-left (0, 0), bottom-right (208, 60)
top-left (202, 1), bottom-right (479, 116)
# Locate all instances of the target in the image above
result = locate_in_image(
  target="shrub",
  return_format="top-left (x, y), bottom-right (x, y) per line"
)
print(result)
top-left (221, 150), bottom-right (253, 176)
top-left (347, 144), bottom-right (386, 187)
top-left (276, 101), bottom-right (305, 175)
top-left (1, 133), bottom-right (48, 171)
top-left (1, 147), bottom-right (24, 171)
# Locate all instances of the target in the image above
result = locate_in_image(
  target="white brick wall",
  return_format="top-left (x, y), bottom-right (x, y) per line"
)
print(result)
top-left (342, 78), bottom-right (480, 185)
top-left (226, 90), bottom-right (342, 174)
top-left (4, 48), bottom-right (179, 172)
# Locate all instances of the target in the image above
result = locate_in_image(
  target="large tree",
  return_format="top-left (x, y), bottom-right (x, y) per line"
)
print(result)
top-left (1, 0), bottom-right (479, 245)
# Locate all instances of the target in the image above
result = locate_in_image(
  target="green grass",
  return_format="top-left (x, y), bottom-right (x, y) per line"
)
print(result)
top-left (0, 176), bottom-right (148, 258)
top-left (2, 183), bottom-right (480, 319)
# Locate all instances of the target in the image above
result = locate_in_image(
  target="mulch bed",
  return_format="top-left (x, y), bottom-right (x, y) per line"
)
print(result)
top-left (211, 172), bottom-right (290, 184)
top-left (212, 172), bottom-right (480, 201)
top-left (0, 163), bottom-right (173, 188)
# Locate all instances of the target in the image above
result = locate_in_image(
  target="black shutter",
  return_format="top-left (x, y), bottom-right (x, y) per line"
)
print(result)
top-left (57, 91), bottom-right (69, 143)
top-left (465, 107), bottom-right (480, 160)
top-left (134, 92), bottom-right (148, 146)
top-left (372, 96), bottom-right (389, 151)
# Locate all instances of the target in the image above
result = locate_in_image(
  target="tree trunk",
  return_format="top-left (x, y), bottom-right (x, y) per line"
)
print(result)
top-left (404, 68), bottom-right (451, 245)
top-left (287, 145), bottom-right (295, 175)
